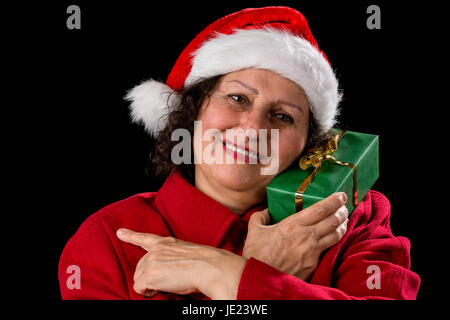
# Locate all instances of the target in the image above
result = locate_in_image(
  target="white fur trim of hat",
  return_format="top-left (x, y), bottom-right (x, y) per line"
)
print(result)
top-left (126, 27), bottom-right (342, 135)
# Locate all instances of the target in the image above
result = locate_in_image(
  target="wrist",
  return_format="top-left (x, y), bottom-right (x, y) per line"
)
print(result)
top-left (201, 250), bottom-right (247, 300)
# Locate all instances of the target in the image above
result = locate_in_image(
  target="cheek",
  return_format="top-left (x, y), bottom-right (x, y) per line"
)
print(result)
top-left (277, 131), bottom-right (307, 168)
top-left (194, 102), bottom-right (238, 155)
top-left (197, 101), bottom-right (238, 132)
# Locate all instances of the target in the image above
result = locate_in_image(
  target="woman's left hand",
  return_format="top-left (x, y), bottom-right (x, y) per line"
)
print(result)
top-left (116, 228), bottom-right (247, 299)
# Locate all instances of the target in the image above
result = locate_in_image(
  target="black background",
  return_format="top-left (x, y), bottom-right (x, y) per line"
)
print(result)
top-left (12, 0), bottom-right (444, 311)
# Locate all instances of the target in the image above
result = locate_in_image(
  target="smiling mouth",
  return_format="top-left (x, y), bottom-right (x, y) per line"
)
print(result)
top-left (221, 139), bottom-right (268, 164)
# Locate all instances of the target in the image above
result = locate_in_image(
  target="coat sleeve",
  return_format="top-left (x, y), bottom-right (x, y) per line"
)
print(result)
top-left (236, 192), bottom-right (421, 300)
top-left (58, 216), bottom-right (132, 300)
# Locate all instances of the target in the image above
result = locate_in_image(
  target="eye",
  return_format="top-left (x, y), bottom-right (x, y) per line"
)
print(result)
top-left (273, 113), bottom-right (294, 123)
top-left (228, 94), bottom-right (247, 104)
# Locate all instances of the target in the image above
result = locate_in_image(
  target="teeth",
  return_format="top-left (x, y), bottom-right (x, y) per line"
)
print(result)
top-left (248, 151), bottom-right (258, 159)
top-left (225, 143), bottom-right (258, 161)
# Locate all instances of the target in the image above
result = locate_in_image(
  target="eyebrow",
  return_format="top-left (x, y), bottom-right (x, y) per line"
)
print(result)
top-left (276, 99), bottom-right (305, 115)
top-left (227, 80), bottom-right (259, 94)
top-left (228, 79), bottom-right (305, 115)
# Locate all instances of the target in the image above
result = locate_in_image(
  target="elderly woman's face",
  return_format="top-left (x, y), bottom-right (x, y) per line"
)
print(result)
top-left (194, 68), bottom-right (310, 194)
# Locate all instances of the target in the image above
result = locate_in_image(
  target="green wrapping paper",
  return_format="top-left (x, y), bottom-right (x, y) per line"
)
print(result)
top-left (267, 130), bottom-right (379, 224)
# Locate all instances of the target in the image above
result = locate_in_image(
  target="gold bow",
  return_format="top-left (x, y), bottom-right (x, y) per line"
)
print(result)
top-left (295, 130), bottom-right (358, 211)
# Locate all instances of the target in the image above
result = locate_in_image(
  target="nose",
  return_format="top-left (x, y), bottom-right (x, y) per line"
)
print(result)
top-left (238, 105), bottom-right (271, 132)
top-left (233, 104), bottom-right (273, 149)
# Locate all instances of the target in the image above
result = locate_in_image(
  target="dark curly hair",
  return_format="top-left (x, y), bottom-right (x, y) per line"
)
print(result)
top-left (145, 75), bottom-right (333, 185)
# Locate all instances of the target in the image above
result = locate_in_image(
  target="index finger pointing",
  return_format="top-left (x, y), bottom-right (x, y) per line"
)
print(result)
top-left (116, 228), bottom-right (162, 251)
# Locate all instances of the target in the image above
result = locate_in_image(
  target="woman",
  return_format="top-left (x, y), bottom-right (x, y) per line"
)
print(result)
top-left (58, 6), bottom-right (420, 300)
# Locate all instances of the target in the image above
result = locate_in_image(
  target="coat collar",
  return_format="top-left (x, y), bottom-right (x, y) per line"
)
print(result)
top-left (155, 169), bottom-right (266, 247)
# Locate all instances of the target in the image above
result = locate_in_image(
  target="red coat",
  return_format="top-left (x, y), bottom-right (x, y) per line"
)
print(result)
top-left (58, 169), bottom-right (420, 300)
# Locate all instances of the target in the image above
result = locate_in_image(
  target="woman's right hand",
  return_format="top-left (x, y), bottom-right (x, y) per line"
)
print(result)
top-left (242, 192), bottom-right (349, 280)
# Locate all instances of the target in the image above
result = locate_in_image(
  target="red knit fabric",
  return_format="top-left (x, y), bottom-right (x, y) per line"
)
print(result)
top-left (58, 169), bottom-right (420, 300)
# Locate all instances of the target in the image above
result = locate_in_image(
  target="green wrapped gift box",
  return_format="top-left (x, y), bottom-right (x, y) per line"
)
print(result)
top-left (267, 130), bottom-right (379, 224)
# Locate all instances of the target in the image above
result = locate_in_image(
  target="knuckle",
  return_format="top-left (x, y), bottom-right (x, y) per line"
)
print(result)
top-left (310, 231), bottom-right (320, 247)
top-left (292, 215), bottom-right (307, 227)
top-left (134, 279), bottom-right (152, 295)
top-left (303, 257), bottom-right (318, 270)
top-left (309, 205), bottom-right (325, 219)
top-left (133, 276), bottom-right (148, 294)
top-left (302, 250), bottom-right (320, 268)
top-left (278, 224), bottom-right (292, 237)
top-left (248, 213), bottom-right (258, 224)
top-left (282, 221), bottom-right (304, 236)
top-left (310, 226), bottom-right (320, 241)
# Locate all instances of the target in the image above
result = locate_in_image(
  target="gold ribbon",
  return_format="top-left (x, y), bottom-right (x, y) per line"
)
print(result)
top-left (294, 130), bottom-right (358, 211)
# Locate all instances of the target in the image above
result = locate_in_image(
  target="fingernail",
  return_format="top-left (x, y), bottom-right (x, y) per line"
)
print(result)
top-left (340, 192), bottom-right (347, 203)
top-left (116, 228), bottom-right (126, 238)
top-left (340, 205), bottom-right (348, 218)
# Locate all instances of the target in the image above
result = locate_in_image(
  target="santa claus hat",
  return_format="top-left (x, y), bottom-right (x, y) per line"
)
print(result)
top-left (126, 6), bottom-right (342, 135)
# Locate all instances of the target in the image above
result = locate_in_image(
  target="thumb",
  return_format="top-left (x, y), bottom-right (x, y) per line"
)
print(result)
top-left (248, 208), bottom-right (270, 227)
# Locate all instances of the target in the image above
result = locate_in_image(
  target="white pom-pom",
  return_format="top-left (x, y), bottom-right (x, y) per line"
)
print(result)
top-left (125, 79), bottom-right (180, 135)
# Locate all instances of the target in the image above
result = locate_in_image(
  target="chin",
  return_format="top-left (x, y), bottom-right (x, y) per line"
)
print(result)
top-left (210, 163), bottom-right (267, 191)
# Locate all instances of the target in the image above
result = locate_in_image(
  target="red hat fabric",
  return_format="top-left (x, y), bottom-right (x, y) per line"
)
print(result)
top-left (126, 6), bottom-right (341, 135)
